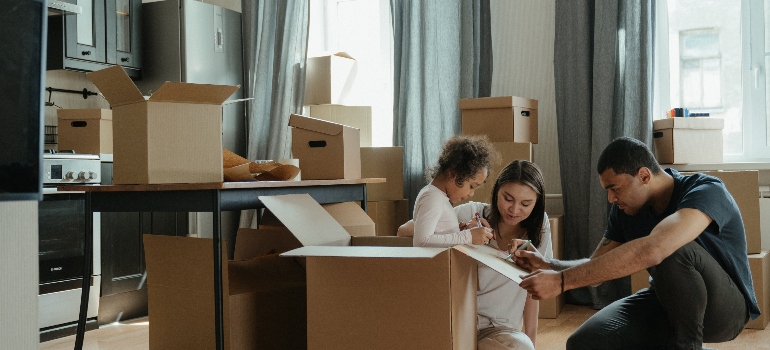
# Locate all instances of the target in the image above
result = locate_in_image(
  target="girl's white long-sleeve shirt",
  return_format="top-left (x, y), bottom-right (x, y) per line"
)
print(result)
top-left (412, 184), bottom-right (472, 247)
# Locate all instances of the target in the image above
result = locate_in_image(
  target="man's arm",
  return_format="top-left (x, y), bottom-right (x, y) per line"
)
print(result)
top-left (514, 236), bottom-right (621, 271)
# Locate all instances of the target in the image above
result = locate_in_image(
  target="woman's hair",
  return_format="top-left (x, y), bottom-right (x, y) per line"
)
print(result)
top-left (426, 135), bottom-right (497, 187)
top-left (487, 160), bottom-right (546, 248)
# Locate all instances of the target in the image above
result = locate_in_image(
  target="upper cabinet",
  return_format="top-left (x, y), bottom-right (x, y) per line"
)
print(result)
top-left (48, 0), bottom-right (141, 80)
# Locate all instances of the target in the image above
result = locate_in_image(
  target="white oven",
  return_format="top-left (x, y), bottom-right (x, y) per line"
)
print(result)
top-left (38, 152), bottom-right (101, 341)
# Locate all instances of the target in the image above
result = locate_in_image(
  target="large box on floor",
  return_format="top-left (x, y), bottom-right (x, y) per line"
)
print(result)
top-left (305, 105), bottom-right (372, 147)
top-left (747, 251), bottom-right (769, 330)
top-left (701, 171), bottom-right (762, 254)
top-left (289, 114), bottom-right (361, 180)
top-left (282, 229), bottom-right (533, 349)
top-left (539, 215), bottom-right (565, 319)
top-left (87, 65), bottom-right (237, 184)
top-left (57, 109), bottom-right (112, 154)
top-left (463, 142), bottom-right (533, 204)
top-left (367, 199), bottom-right (410, 236)
top-left (304, 52), bottom-right (356, 105)
top-left (361, 146), bottom-right (404, 201)
top-left (653, 118), bottom-right (724, 164)
top-left (460, 96), bottom-right (538, 143)
top-left (143, 234), bottom-right (307, 350)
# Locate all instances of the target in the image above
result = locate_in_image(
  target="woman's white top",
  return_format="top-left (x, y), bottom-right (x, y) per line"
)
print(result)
top-left (412, 184), bottom-right (472, 247)
top-left (454, 202), bottom-right (554, 331)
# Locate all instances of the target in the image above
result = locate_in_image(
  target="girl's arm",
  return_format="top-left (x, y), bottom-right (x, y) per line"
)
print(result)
top-left (413, 190), bottom-right (472, 247)
top-left (522, 295), bottom-right (539, 345)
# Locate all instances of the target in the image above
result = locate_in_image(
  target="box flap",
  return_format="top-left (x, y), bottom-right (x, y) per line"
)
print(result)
top-left (57, 109), bottom-right (112, 120)
top-left (459, 96), bottom-right (538, 110)
top-left (321, 202), bottom-right (375, 237)
top-left (86, 65), bottom-right (145, 107)
top-left (288, 114), bottom-right (346, 136)
top-left (350, 236), bottom-right (413, 247)
top-left (149, 82), bottom-right (239, 105)
top-left (228, 254), bottom-right (306, 295)
top-left (652, 117), bottom-right (725, 131)
top-left (259, 194), bottom-right (351, 246)
top-left (453, 244), bottom-right (529, 284)
top-left (280, 245), bottom-right (445, 258)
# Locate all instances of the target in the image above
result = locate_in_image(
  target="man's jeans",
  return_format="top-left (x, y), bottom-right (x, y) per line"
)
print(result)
top-left (566, 241), bottom-right (748, 350)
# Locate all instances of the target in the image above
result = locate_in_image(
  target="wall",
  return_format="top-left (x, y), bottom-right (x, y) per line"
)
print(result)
top-left (490, 1), bottom-right (562, 211)
top-left (0, 201), bottom-right (38, 349)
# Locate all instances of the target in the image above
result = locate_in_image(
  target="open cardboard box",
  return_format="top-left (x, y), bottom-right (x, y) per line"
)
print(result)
top-left (280, 203), bottom-right (531, 350)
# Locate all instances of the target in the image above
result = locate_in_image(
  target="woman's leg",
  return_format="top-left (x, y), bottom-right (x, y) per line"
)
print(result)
top-left (478, 327), bottom-right (535, 350)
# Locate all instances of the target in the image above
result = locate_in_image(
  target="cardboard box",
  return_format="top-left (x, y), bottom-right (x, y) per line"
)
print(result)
top-left (289, 114), bottom-right (361, 180)
top-left (539, 215), bottom-right (565, 319)
top-left (701, 171), bottom-right (762, 254)
top-left (260, 201), bottom-right (376, 238)
top-left (463, 142), bottom-right (533, 204)
top-left (57, 109), bottom-right (112, 155)
top-left (305, 105), bottom-right (372, 147)
top-left (361, 147), bottom-right (404, 201)
top-left (367, 199), bottom-right (410, 236)
top-left (761, 198), bottom-right (770, 251)
top-left (282, 226), bottom-right (533, 349)
top-left (304, 52), bottom-right (356, 105)
top-left (653, 118), bottom-right (724, 164)
top-left (630, 269), bottom-right (651, 293)
top-left (87, 65), bottom-right (238, 184)
top-left (460, 96), bottom-right (538, 144)
top-left (143, 234), bottom-right (307, 350)
top-left (747, 251), bottom-right (769, 330)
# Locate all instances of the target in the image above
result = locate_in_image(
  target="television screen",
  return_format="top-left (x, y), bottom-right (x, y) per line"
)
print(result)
top-left (0, 0), bottom-right (45, 200)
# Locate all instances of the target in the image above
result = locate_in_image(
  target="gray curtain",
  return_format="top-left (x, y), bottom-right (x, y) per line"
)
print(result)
top-left (240, 1), bottom-right (310, 227)
top-left (392, 0), bottom-right (492, 215)
top-left (554, 0), bottom-right (653, 308)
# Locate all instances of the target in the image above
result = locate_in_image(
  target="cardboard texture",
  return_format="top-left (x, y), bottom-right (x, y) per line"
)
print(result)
top-left (305, 104), bottom-right (372, 147)
top-left (57, 109), bottom-right (113, 155)
top-left (463, 142), bottom-right (533, 204)
top-left (653, 118), bottom-right (724, 164)
top-left (539, 215), bottom-right (565, 319)
top-left (87, 65), bottom-right (238, 184)
top-left (700, 171), bottom-right (762, 254)
top-left (367, 199), bottom-right (410, 236)
top-left (361, 146), bottom-right (405, 201)
top-left (631, 269), bottom-right (651, 293)
top-left (304, 52), bottom-right (356, 105)
top-left (289, 114), bottom-right (361, 180)
top-left (762, 198), bottom-right (770, 251)
top-left (747, 251), bottom-right (770, 330)
top-left (143, 234), bottom-right (307, 350)
top-left (460, 96), bottom-right (538, 144)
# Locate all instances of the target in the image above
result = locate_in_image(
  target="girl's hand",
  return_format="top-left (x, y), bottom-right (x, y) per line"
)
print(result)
top-left (460, 217), bottom-right (490, 230)
top-left (470, 227), bottom-right (494, 245)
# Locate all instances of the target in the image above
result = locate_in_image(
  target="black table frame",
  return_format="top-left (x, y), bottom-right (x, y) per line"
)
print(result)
top-left (72, 182), bottom-right (369, 350)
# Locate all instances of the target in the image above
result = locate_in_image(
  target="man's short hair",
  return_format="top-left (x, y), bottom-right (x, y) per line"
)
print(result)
top-left (596, 137), bottom-right (662, 176)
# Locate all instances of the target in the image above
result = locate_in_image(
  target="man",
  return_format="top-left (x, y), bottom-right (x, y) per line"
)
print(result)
top-left (514, 137), bottom-right (759, 349)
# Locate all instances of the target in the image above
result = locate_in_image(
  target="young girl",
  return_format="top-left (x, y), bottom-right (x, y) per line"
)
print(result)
top-left (412, 135), bottom-right (496, 247)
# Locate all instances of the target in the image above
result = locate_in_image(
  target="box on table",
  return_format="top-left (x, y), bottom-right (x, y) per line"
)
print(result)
top-left (747, 251), bottom-right (770, 330)
top-left (463, 142), bottom-right (533, 204)
top-left (539, 215), bottom-right (565, 319)
top-left (304, 52), bottom-right (356, 105)
top-left (460, 96), bottom-right (538, 143)
top-left (305, 105), bottom-right (372, 147)
top-left (282, 220), bottom-right (533, 349)
top-left (367, 199), bottom-right (410, 236)
top-left (653, 118), bottom-right (724, 164)
top-left (143, 234), bottom-right (307, 350)
top-left (361, 146), bottom-right (404, 201)
top-left (700, 171), bottom-right (762, 254)
top-left (289, 114), bottom-right (361, 180)
top-left (56, 109), bottom-right (112, 155)
top-left (87, 65), bottom-right (238, 184)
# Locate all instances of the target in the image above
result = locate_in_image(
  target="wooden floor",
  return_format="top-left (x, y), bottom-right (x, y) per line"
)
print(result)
top-left (40, 304), bottom-right (770, 349)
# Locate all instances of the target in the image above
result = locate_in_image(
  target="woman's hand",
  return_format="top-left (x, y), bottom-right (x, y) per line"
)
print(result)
top-left (470, 227), bottom-right (494, 245)
top-left (511, 238), bottom-right (549, 271)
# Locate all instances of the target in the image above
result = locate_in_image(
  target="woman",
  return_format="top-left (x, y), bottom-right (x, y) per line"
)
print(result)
top-left (399, 160), bottom-right (553, 350)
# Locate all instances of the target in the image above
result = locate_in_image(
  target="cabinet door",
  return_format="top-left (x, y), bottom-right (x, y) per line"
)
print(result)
top-left (105, 0), bottom-right (141, 69)
top-left (64, 0), bottom-right (107, 63)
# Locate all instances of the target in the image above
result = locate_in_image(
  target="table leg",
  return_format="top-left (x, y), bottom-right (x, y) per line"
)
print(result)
top-left (213, 191), bottom-right (225, 350)
top-left (73, 192), bottom-right (93, 350)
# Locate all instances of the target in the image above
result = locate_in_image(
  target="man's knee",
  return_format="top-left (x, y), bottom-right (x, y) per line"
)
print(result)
top-left (565, 326), bottom-right (594, 350)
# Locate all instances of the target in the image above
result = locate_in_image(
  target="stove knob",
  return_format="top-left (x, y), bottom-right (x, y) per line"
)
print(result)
top-left (64, 171), bottom-right (74, 180)
top-left (88, 172), bottom-right (98, 180)
top-left (77, 171), bottom-right (87, 180)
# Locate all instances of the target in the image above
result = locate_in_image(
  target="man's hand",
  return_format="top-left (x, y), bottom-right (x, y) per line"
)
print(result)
top-left (511, 239), bottom-right (550, 271)
top-left (519, 269), bottom-right (563, 300)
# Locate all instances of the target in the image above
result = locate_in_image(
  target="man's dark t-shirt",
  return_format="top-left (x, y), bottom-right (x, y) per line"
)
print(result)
top-left (604, 168), bottom-right (760, 319)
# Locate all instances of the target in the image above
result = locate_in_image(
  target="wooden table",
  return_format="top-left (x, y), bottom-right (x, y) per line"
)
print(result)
top-left (60, 178), bottom-right (385, 350)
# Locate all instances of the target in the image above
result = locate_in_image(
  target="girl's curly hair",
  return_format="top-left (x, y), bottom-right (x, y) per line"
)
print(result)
top-left (426, 135), bottom-right (498, 187)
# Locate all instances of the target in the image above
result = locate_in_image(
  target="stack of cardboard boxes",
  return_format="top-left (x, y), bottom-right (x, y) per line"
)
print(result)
top-left (630, 170), bottom-right (769, 330)
top-left (361, 147), bottom-right (410, 236)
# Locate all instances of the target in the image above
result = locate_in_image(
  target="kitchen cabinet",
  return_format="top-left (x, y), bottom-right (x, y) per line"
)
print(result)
top-left (48, 0), bottom-right (141, 79)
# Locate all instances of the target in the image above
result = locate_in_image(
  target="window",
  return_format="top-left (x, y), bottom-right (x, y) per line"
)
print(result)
top-left (307, 0), bottom-right (394, 146)
top-left (655, 0), bottom-right (770, 161)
